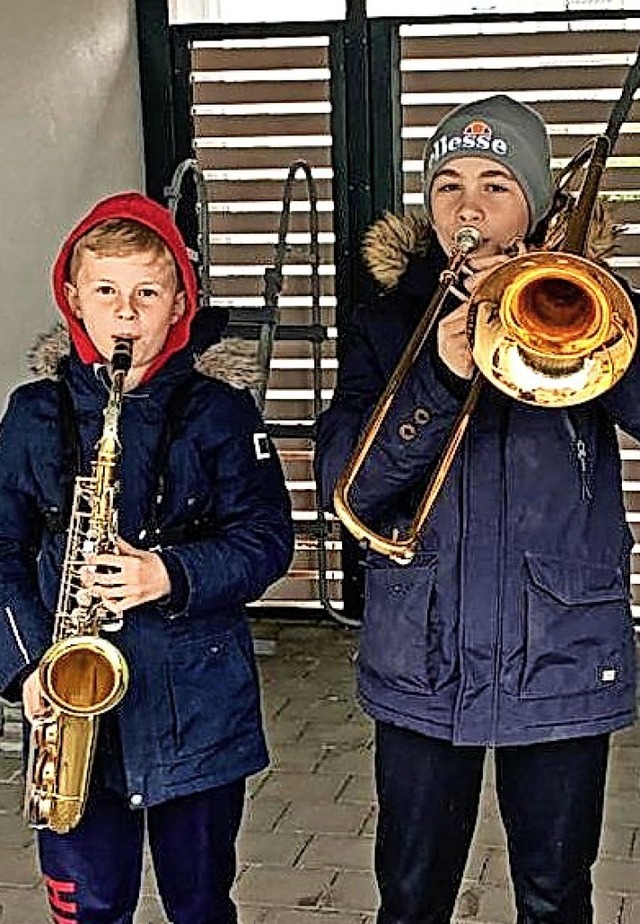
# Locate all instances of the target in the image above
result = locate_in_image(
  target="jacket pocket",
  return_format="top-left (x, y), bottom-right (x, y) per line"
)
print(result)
top-left (503, 552), bottom-right (632, 700)
top-left (359, 554), bottom-right (457, 694)
top-left (165, 626), bottom-right (260, 757)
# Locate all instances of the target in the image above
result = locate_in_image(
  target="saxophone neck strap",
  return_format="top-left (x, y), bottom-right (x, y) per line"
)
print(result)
top-left (52, 368), bottom-right (201, 539)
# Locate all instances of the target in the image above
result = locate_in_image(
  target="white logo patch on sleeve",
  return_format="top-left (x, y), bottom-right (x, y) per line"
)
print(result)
top-left (253, 432), bottom-right (271, 460)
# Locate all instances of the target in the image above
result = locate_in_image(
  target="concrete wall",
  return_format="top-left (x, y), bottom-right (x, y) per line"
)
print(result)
top-left (0, 0), bottom-right (144, 404)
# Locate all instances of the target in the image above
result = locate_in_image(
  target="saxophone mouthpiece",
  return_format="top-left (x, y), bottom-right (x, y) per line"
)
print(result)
top-left (111, 339), bottom-right (133, 379)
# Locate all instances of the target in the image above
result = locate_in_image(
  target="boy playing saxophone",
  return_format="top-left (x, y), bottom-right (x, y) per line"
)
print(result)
top-left (0, 191), bottom-right (294, 924)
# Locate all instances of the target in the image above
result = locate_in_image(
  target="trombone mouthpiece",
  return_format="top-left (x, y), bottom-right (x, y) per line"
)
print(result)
top-left (110, 339), bottom-right (133, 378)
top-left (454, 227), bottom-right (483, 254)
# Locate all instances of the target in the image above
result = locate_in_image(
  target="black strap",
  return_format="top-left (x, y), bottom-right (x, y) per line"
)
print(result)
top-left (143, 373), bottom-right (202, 544)
top-left (44, 368), bottom-right (83, 534)
top-left (49, 368), bottom-right (204, 542)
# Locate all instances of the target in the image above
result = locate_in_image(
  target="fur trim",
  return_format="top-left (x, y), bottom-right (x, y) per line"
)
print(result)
top-left (28, 322), bottom-right (69, 377)
top-left (27, 324), bottom-right (265, 393)
top-left (362, 205), bottom-right (622, 291)
top-left (195, 337), bottom-right (266, 390)
top-left (362, 212), bottom-right (432, 289)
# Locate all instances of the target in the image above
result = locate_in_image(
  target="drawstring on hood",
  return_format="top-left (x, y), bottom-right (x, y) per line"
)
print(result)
top-left (52, 192), bottom-right (199, 383)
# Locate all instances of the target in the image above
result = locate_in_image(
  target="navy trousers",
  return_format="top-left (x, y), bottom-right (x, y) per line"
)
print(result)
top-left (37, 779), bottom-right (246, 924)
top-left (374, 721), bottom-right (609, 924)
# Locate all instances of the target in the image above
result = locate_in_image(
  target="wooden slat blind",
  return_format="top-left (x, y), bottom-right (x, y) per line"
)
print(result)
top-left (191, 36), bottom-right (342, 613)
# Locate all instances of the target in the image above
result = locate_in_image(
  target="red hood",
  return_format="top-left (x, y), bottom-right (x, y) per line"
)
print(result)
top-left (52, 191), bottom-right (199, 382)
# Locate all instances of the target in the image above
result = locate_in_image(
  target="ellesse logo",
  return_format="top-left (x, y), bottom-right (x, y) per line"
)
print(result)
top-left (464, 120), bottom-right (493, 144)
top-left (428, 119), bottom-right (510, 168)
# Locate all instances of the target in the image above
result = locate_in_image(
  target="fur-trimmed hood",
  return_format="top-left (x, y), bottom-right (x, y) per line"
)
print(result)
top-left (27, 324), bottom-right (265, 393)
top-left (362, 208), bottom-right (620, 292)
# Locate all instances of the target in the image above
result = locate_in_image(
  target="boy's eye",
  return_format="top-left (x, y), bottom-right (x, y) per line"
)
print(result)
top-left (486, 182), bottom-right (510, 194)
top-left (138, 288), bottom-right (159, 299)
top-left (96, 285), bottom-right (115, 296)
top-left (434, 182), bottom-right (460, 194)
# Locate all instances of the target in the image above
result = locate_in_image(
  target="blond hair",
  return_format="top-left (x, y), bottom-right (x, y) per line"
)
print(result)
top-left (68, 219), bottom-right (176, 284)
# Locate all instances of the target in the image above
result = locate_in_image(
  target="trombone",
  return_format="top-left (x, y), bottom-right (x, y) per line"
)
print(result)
top-left (333, 134), bottom-right (638, 565)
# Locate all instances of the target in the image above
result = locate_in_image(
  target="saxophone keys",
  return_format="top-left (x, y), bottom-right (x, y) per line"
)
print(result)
top-left (76, 589), bottom-right (93, 608)
top-left (100, 609), bottom-right (124, 632)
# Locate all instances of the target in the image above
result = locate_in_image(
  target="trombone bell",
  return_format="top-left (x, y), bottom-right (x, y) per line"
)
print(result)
top-left (472, 251), bottom-right (638, 407)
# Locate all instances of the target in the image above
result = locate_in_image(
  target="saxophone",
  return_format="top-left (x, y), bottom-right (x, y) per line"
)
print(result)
top-left (24, 339), bottom-right (133, 834)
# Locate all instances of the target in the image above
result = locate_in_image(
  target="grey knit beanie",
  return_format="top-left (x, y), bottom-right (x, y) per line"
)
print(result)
top-left (423, 94), bottom-right (554, 233)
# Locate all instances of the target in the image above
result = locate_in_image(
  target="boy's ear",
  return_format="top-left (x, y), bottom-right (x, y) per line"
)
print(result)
top-left (64, 281), bottom-right (82, 318)
top-left (171, 290), bottom-right (186, 324)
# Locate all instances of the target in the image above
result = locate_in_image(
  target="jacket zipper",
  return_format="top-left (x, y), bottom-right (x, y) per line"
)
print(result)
top-left (489, 408), bottom-right (508, 744)
top-left (561, 411), bottom-right (592, 501)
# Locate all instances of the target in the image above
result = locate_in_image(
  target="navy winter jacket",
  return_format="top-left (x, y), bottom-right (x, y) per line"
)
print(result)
top-left (315, 216), bottom-right (638, 746)
top-left (0, 348), bottom-right (294, 805)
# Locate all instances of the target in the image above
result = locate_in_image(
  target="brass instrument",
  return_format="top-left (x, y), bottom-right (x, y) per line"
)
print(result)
top-left (472, 135), bottom-right (636, 407)
top-left (333, 227), bottom-right (481, 563)
top-left (334, 136), bottom-right (638, 565)
top-left (24, 339), bottom-right (132, 833)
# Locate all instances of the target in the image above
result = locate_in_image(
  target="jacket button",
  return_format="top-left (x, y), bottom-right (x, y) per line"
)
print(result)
top-left (130, 793), bottom-right (144, 807)
top-left (399, 422), bottom-right (417, 441)
top-left (414, 407), bottom-right (431, 425)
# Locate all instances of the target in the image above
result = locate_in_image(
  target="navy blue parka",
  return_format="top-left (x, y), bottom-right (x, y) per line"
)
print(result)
top-left (0, 193), bottom-right (294, 807)
top-left (315, 214), bottom-right (638, 746)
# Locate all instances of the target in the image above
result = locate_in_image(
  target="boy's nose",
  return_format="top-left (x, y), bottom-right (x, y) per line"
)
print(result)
top-left (115, 295), bottom-right (137, 320)
top-left (456, 191), bottom-right (484, 224)
top-left (457, 200), bottom-right (483, 224)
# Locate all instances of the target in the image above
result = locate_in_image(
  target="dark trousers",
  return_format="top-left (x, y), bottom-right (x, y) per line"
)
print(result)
top-left (37, 779), bottom-right (246, 924)
top-left (374, 721), bottom-right (609, 924)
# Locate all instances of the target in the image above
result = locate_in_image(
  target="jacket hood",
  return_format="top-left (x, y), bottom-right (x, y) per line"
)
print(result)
top-left (52, 191), bottom-right (199, 382)
top-left (363, 206), bottom-right (620, 292)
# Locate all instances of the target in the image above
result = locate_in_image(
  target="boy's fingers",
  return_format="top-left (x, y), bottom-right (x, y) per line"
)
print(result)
top-left (91, 553), bottom-right (123, 569)
top-left (91, 570), bottom-right (125, 587)
top-left (116, 537), bottom-right (140, 556)
top-left (23, 671), bottom-right (48, 723)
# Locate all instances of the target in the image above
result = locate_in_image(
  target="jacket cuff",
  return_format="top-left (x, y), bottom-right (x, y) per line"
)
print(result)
top-left (429, 339), bottom-right (473, 400)
top-left (156, 550), bottom-right (190, 616)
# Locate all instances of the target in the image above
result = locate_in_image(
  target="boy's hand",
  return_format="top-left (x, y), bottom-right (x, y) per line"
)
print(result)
top-left (437, 245), bottom-right (526, 380)
top-left (23, 669), bottom-right (47, 724)
top-left (81, 538), bottom-right (171, 615)
top-left (438, 302), bottom-right (475, 379)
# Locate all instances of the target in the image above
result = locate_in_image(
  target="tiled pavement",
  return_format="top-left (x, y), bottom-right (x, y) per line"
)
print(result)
top-left (0, 622), bottom-right (638, 923)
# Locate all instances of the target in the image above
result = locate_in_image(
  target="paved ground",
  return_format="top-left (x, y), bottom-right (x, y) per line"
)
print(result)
top-left (0, 622), bottom-right (638, 923)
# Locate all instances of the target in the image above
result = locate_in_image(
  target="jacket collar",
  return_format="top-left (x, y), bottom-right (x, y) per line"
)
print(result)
top-left (361, 208), bottom-right (620, 299)
top-left (61, 346), bottom-right (195, 415)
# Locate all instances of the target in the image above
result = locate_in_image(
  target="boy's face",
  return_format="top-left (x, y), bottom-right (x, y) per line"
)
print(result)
top-left (429, 156), bottom-right (529, 261)
top-left (64, 249), bottom-right (186, 386)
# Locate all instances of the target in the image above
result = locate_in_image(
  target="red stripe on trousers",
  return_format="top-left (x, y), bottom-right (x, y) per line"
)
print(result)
top-left (44, 875), bottom-right (78, 922)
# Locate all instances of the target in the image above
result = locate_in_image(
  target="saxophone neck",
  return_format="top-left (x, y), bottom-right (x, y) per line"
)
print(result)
top-left (98, 339), bottom-right (133, 456)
